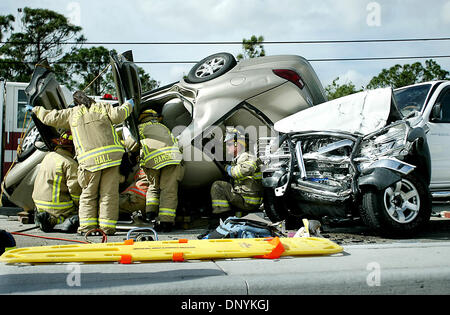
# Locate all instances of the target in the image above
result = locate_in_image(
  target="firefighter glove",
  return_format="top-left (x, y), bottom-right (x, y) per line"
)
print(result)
top-left (225, 165), bottom-right (232, 176)
top-left (126, 98), bottom-right (134, 108)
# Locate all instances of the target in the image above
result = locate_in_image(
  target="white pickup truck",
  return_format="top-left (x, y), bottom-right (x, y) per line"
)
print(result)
top-left (259, 80), bottom-right (448, 236)
top-left (394, 80), bottom-right (450, 200)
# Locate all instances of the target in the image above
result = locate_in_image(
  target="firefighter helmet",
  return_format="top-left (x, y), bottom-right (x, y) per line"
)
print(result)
top-left (52, 130), bottom-right (73, 147)
top-left (138, 109), bottom-right (159, 122)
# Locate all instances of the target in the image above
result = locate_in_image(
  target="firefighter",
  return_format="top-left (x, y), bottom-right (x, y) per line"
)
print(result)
top-left (32, 131), bottom-right (81, 233)
top-left (31, 90), bottom-right (133, 235)
top-left (210, 127), bottom-right (263, 224)
top-left (138, 109), bottom-right (184, 232)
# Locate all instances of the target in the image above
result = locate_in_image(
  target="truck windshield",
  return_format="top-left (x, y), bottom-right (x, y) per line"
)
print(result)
top-left (393, 84), bottom-right (431, 116)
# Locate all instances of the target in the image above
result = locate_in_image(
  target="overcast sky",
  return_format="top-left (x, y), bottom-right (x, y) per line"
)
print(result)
top-left (1, 0), bottom-right (450, 90)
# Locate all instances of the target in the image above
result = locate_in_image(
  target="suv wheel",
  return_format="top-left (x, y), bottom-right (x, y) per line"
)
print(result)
top-left (17, 125), bottom-right (39, 162)
top-left (185, 52), bottom-right (236, 83)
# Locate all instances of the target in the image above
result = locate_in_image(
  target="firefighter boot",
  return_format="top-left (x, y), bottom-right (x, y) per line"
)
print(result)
top-left (153, 221), bottom-right (174, 233)
top-left (145, 211), bottom-right (157, 223)
top-left (34, 211), bottom-right (54, 233)
top-left (53, 215), bottom-right (79, 233)
top-left (198, 212), bottom-right (231, 239)
top-left (208, 212), bottom-right (231, 230)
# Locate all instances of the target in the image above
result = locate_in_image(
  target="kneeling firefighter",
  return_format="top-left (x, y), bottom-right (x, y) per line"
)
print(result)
top-left (32, 131), bottom-right (81, 233)
top-left (209, 127), bottom-right (263, 226)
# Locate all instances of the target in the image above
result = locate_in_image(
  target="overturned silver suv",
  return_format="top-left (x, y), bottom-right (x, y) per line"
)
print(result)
top-left (258, 88), bottom-right (432, 236)
top-left (1, 51), bottom-right (327, 215)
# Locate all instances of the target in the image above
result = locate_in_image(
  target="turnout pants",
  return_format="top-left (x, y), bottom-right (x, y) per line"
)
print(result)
top-left (210, 181), bottom-right (262, 215)
top-left (77, 166), bottom-right (121, 234)
top-left (143, 164), bottom-right (184, 223)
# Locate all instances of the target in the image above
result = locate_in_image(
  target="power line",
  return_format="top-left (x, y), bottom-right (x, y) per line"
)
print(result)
top-left (307, 55), bottom-right (450, 62)
top-left (1, 37), bottom-right (450, 45)
top-left (135, 55), bottom-right (450, 64)
top-left (2, 55), bottom-right (450, 65)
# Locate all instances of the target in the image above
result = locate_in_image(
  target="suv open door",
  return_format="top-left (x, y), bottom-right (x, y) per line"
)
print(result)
top-left (25, 59), bottom-right (69, 152)
top-left (110, 50), bottom-right (142, 143)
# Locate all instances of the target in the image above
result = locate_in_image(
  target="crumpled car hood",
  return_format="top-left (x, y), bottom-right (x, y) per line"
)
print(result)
top-left (274, 87), bottom-right (393, 135)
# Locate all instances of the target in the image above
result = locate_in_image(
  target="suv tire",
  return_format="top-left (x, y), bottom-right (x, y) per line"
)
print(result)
top-left (17, 125), bottom-right (39, 162)
top-left (186, 52), bottom-right (236, 83)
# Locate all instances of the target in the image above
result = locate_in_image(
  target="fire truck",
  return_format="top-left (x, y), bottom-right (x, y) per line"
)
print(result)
top-left (0, 80), bottom-right (34, 179)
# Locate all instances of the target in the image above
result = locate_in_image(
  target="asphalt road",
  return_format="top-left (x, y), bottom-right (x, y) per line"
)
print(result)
top-left (1, 208), bottom-right (449, 248)
top-left (1, 206), bottom-right (449, 296)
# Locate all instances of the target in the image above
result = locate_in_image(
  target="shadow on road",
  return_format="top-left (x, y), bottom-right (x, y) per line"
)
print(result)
top-left (0, 267), bottom-right (226, 294)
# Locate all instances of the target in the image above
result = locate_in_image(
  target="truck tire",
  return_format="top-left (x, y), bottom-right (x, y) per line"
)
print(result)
top-left (263, 188), bottom-right (289, 223)
top-left (360, 173), bottom-right (431, 236)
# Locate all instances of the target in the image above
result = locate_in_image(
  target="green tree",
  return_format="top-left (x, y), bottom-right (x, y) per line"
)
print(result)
top-left (0, 14), bottom-right (14, 42)
top-left (56, 46), bottom-right (160, 95)
top-left (325, 77), bottom-right (362, 100)
top-left (137, 67), bottom-right (160, 92)
top-left (0, 7), bottom-right (159, 94)
top-left (104, 65), bottom-right (160, 95)
top-left (55, 46), bottom-right (114, 95)
top-left (0, 7), bottom-right (85, 82)
top-left (367, 59), bottom-right (450, 89)
top-left (236, 35), bottom-right (266, 60)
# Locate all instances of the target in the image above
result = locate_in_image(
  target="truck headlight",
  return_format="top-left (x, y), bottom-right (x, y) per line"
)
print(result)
top-left (257, 137), bottom-right (291, 172)
top-left (358, 122), bottom-right (409, 159)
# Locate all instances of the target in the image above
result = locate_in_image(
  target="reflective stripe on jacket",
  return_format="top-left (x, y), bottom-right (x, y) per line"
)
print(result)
top-left (138, 120), bottom-right (182, 170)
top-left (32, 148), bottom-right (81, 211)
top-left (123, 169), bottom-right (148, 198)
top-left (33, 101), bottom-right (132, 172)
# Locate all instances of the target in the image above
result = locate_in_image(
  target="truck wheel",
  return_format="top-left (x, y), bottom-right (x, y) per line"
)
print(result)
top-left (360, 173), bottom-right (431, 236)
top-left (263, 188), bottom-right (289, 223)
top-left (185, 52), bottom-right (236, 83)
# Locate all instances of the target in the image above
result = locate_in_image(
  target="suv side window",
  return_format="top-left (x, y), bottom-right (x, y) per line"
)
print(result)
top-left (434, 88), bottom-right (450, 123)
